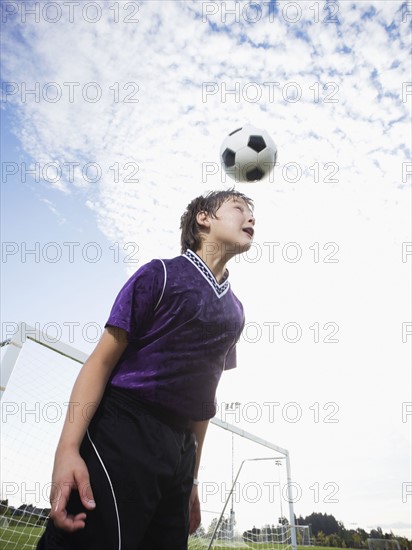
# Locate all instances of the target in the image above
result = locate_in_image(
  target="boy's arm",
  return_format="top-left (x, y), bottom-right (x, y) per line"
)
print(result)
top-left (50, 326), bottom-right (129, 531)
top-left (188, 419), bottom-right (209, 479)
top-left (188, 419), bottom-right (209, 534)
top-left (55, 325), bottom-right (128, 451)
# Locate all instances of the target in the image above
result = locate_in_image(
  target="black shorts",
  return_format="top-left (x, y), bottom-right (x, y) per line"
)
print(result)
top-left (36, 387), bottom-right (197, 550)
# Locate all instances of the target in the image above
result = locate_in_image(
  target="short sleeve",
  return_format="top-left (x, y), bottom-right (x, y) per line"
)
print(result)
top-left (224, 314), bottom-right (245, 371)
top-left (104, 259), bottom-right (165, 343)
top-left (224, 343), bottom-right (237, 370)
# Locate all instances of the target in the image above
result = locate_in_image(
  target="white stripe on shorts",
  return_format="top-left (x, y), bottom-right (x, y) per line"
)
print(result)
top-left (86, 429), bottom-right (122, 550)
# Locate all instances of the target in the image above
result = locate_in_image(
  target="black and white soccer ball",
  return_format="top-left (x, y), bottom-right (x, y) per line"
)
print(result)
top-left (220, 125), bottom-right (277, 182)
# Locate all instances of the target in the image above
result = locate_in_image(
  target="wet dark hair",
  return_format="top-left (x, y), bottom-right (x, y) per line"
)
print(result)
top-left (180, 187), bottom-right (254, 253)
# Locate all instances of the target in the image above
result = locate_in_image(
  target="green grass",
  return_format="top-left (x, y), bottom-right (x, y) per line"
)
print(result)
top-left (188, 543), bottom-right (292, 550)
top-left (1, 526), bottom-right (359, 550)
top-left (188, 542), bottom-right (358, 550)
top-left (0, 525), bottom-right (44, 549)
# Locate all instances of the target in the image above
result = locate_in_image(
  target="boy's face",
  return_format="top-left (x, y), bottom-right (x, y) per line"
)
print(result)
top-left (203, 197), bottom-right (255, 254)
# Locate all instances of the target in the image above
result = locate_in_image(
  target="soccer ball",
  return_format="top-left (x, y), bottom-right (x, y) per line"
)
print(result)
top-left (220, 125), bottom-right (277, 182)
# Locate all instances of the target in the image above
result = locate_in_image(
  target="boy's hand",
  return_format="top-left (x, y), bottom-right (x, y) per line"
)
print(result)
top-left (188, 485), bottom-right (201, 534)
top-left (49, 449), bottom-right (96, 532)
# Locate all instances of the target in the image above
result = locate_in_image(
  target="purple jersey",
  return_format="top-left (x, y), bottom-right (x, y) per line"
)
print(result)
top-left (104, 249), bottom-right (245, 420)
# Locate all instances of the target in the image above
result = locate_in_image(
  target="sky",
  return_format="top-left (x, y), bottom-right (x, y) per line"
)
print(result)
top-left (1, 0), bottom-right (411, 540)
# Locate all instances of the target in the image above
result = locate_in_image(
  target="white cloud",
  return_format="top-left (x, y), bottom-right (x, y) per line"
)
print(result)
top-left (2, 0), bottom-right (411, 536)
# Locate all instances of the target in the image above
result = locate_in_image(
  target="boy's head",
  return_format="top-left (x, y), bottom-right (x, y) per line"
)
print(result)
top-left (180, 188), bottom-right (254, 254)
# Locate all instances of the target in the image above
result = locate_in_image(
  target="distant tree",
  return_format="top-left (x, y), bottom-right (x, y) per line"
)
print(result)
top-left (357, 527), bottom-right (369, 541)
top-left (396, 536), bottom-right (412, 550)
top-left (206, 518), bottom-right (218, 537)
top-left (317, 530), bottom-right (326, 546)
top-left (326, 533), bottom-right (343, 547)
top-left (194, 524), bottom-right (206, 537)
top-left (337, 520), bottom-right (346, 537)
top-left (353, 531), bottom-right (363, 548)
top-left (285, 511), bottom-right (411, 550)
top-left (296, 514), bottom-right (306, 525)
top-left (370, 527), bottom-right (384, 539)
top-left (303, 512), bottom-right (340, 536)
top-left (218, 518), bottom-right (230, 539)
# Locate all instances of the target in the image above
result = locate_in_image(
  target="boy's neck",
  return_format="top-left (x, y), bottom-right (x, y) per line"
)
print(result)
top-left (193, 248), bottom-right (228, 284)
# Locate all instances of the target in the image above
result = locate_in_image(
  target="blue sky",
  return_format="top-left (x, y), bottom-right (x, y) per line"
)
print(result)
top-left (1, 0), bottom-right (411, 538)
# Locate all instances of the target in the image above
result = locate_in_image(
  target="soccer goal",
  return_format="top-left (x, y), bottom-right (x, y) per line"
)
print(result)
top-left (367, 539), bottom-right (401, 550)
top-left (1, 322), bottom-right (298, 550)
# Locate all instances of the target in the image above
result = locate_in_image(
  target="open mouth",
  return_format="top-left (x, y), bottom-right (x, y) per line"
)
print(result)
top-left (242, 227), bottom-right (254, 237)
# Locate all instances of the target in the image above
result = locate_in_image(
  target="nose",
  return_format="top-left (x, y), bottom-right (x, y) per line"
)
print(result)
top-left (248, 213), bottom-right (255, 226)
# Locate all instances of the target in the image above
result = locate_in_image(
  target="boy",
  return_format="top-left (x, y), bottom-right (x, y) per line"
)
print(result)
top-left (37, 188), bottom-right (255, 550)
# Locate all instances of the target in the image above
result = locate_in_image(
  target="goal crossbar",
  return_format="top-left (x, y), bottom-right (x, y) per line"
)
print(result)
top-left (210, 417), bottom-right (297, 549)
top-left (1, 322), bottom-right (88, 395)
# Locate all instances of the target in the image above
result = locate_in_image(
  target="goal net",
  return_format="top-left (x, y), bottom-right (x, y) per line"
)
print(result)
top-left (367, 539), bottom-right (402, 550)
top-left (1, 323), bottom-right (298, 550)
top-left (295, 525), bottom-right (311, 546)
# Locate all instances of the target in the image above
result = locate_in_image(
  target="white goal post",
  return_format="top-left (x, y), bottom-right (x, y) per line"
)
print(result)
top-left (204, 418), bottom-right (298, 550)
top-left (1, 322), bottom-right (298, 550)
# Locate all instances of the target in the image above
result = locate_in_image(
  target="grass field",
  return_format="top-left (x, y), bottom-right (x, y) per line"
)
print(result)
top-left (0, 525), bottom-right (44, 549)
top-left (0, 526), bottom-right (358, 550)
